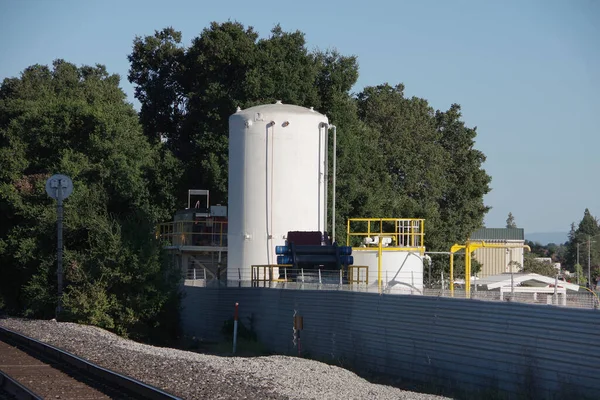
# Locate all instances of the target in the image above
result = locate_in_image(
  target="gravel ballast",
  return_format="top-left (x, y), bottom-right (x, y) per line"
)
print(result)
top-left (0, 318), bottom-right (451, 400)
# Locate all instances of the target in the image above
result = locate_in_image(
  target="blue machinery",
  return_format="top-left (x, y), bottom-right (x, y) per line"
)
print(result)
top-left (275, 243), bottom-right (354, 284)
top-left (276, 244), bottom-right (353, 269)
top-left (251, 231), bottom-right (366, 285)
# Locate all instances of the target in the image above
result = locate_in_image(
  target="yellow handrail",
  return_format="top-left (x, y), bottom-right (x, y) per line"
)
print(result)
top-left (156, 220), bottom-right (228, 247)
top-left (251, 265), bottom-right (292, 284)
top-left (348, 265), bottom-right (369, 284)
top-left (346, 218), bottom-right (425, 249)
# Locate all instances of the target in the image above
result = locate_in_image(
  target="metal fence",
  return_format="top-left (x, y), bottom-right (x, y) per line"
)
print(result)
top-left (181, 286), bottom-right (600, 399)
top-left (183, 270), bottom-right (600, 310)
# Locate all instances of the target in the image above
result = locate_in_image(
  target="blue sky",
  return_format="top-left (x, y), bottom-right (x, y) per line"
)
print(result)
top-left (1, 0), bottom-right (598, 235)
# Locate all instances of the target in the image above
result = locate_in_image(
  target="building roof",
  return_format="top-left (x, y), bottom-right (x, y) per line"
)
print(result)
top-left (474, 273), bottom-right (581, 292)
top-left (470, 228), bottom-right (525, 241)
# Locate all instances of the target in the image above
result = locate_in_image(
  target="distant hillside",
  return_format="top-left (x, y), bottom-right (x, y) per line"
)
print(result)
top-left (525, 232), bottom-right (569, 245)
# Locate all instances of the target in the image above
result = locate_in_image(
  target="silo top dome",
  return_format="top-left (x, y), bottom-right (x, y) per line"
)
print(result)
top-left (232, 101), bottom-right (326, 119)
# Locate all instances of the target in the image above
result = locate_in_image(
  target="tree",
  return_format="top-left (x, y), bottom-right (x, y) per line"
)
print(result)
top-left (506, 212), bottom-right (517, 228)
top-left (574, 263), bottom-right (586, 285)
top-left (524, 240), bottom-right (567, 268)
top-left (522, 255), bottom-right (558, 277)
top-left (0, 60), bottom-right (181, 343)
top-left (508, 260), bottom-right (522, 272)
top-left (452, 255), bottom-right (483, 279)
top-left (564, 209), bottom-right (600, 271)
top-left (434, 104), bottom-right (491, 247)
top-left (355, 85), bottom-right (491, 252)
top-left (127, 27), bottom-right (186, 146)
top-left (129, 23), bottom-right (326, 206)
top-left (129, 22), bottom-right (387, 241)
top-left (128, 22), bottom-right (491, 280)
top-left (356, 84), bottom-right (446, 251)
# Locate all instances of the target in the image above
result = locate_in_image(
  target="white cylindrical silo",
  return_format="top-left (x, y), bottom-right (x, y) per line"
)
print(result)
top-left (228, 101), bottom-right (329, 281)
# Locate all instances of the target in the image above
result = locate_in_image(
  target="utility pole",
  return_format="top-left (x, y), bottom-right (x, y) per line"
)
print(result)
top-left (428, 257), bottom-right (432, 288)
top-left (45, 174), bottom-right (73, 319)
top-left (588, 236), bottom-right (592, 289)
top-left (510, 249), bottom-right (514, 300)
top-left (577, 243), bottom-right (580, 285)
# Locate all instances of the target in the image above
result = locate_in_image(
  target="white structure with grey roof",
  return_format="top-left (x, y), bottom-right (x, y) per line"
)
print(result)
top-left (475, 273), bottom-right (580, 306)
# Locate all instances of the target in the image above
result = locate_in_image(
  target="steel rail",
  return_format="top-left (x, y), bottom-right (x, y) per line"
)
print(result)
top-left (0, 325), bottom-right (182, 400)
top-left (0, 369), bottom-right (41, 400)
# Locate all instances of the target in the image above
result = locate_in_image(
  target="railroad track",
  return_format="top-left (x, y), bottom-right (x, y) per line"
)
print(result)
top-left (0, 325), bottom-right (181, 400)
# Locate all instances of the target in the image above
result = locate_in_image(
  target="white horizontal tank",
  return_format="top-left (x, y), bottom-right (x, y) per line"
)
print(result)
top-left (228, 101), bottom-right (329, 280)
top-left (353, 251), bottom-right (425, 293)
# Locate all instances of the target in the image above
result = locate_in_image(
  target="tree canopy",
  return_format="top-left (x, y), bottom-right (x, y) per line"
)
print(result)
top-left (522, 255), bottom-right (558, 277)
top-left (128, 23), bottom-right (331, 204)
top-left (0, 60), bottom-right (181, 342)
top-left (128, 22), bottom-right (492, 258)
top-left (564, 209), bottom-right (600, 282)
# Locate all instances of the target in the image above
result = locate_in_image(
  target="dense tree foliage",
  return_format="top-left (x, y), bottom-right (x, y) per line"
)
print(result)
top-left (128, 23), bottom-right (329, 205)
top-left (355, 85), bottom-right (490, 251)
top-left (523, 209), bottom-right (600, 284)
top-left (565, 209), bottom-right (600, 268)
top-left (563, 209), bottom-right (600, 284)
top-left (0, 60), bottom-right (181, 342)
top-left (525, 240), bottom-right (567, 264)
top-left (128, 22), bottom-right (492, 262)
top-left (522, 255), bottom-right (559, 277)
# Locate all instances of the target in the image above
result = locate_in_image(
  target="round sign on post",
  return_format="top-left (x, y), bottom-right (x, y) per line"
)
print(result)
top-left (45, 174), bottom-right (73, 200)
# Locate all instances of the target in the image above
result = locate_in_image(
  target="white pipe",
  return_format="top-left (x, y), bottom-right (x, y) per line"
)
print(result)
top-left (270, 122), bottom-right (274, 263)
top-left (318, 123), bottom-right (323, 233)
top-left (265, 123), bottom-right (270, 265)
top-left (329, 125), bottom-right (337, 243)
top-left (322, 123), bottom-right (328, 237)
top-left (266, 121), bottom-right (275, 265)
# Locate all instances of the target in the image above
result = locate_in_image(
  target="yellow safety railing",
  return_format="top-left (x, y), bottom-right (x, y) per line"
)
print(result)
top-left (251, 264), bottom-right (292, 284)
top-left (155, 220), bottom-right (228, 247)
top-left (348, 265), bottom-right (369, 284)
top-left (346, 218), bottom-right (425, 249)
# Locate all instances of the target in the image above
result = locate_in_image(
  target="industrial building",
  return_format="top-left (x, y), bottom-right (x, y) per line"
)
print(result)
top-left (470, 228), bottom-right (525, 278)
top-left (156, 101), bottom-right (428, 292)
